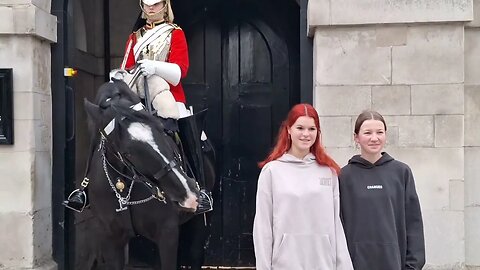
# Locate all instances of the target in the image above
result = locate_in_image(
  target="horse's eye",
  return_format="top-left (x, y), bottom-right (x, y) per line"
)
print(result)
top-left (105, 97), bottom-right (111, 103)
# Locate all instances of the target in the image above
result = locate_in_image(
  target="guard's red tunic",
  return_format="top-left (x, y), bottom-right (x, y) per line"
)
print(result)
top-left (122, 27), bottom-right (189, 103)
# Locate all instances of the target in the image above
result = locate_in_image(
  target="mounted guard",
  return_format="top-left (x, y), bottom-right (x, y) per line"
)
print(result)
top-left (64, 0), bottom-right (214, 215)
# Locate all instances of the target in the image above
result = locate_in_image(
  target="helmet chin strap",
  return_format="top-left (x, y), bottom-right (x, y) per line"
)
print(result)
top-left (142, 4), bottom-right (167, 22)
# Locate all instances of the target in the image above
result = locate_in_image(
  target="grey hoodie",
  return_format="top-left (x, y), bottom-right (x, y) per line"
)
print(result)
top-left (253, 153), bottom-right (353, 270)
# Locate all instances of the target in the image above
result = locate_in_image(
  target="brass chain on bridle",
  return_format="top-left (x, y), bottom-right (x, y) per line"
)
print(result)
top-left (99, 136), bottom-right (166, 212)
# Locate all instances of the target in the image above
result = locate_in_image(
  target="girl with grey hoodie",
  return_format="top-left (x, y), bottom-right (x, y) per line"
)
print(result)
top-left (253, 104), bottom-right (353, 270)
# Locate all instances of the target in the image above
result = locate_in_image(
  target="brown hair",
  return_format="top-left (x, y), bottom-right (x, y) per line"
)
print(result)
top-left (354, 110), bottom-right (387, 134)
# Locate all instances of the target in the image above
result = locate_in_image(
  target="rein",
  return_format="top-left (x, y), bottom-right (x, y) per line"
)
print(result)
top-left (97, 104), bottom-right (185, 212)
top-left (98, 137), bottom-right (166, 212)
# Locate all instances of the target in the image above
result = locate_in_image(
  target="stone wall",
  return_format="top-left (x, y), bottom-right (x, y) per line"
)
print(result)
top-left (0, 0), bottom-right (56, 269)
top-left (465, 0), bottom-right (480, 268)
top-left (308, 0), bottom-right (476, 269)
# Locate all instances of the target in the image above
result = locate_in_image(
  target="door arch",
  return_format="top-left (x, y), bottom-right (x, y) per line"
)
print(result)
top-left (51, 0), bottom-right (304, 268)
top-left (176, 0), bottom-right (300, 266)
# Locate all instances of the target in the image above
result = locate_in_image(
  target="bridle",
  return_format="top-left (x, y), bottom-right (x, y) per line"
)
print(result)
top-left (86, 102), bottom-right (186, 212)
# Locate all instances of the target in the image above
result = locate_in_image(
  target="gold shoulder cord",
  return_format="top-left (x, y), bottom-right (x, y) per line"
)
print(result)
top-left (170, 23), bottom-right (182, 30)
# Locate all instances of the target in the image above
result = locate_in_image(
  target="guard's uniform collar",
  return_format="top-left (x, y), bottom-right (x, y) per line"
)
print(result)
top-left (145, 20), bottom-right (166, 30)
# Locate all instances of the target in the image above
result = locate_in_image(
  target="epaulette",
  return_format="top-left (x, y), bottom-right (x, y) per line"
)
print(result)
top-left (170, 23), bottom-right (182, 30)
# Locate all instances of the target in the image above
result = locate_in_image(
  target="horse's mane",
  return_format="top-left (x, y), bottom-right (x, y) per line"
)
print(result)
top-left (112, 103), bottom-right (165, 133)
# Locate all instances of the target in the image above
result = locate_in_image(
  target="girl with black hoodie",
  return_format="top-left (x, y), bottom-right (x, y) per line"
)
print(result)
top-left (339, 110), bottom-right (425, 270)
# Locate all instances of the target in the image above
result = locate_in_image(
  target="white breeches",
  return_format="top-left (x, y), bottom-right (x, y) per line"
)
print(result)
top-left (177, 102), bottom-right (192, 118)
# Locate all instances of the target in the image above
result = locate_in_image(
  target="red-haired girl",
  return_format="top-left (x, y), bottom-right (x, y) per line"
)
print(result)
top-left (253, 103), bottom-right (353, 270)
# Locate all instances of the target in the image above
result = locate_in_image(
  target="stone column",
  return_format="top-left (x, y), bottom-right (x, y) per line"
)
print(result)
top-left (465, 1), bottom-right (480, 269)
top-left (0, 0), bottom-right (57, 269)
top-left (308, 0), bottom-right (474, 269)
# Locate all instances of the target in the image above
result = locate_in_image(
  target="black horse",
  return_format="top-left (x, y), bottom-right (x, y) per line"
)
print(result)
top-left (77, 80), bottom-right (215, 270)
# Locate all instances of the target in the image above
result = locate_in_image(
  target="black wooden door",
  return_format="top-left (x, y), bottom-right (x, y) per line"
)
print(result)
top-left (54, 0), bottom-right (299, 268)
top-left (177, 0), bottom-right (298, 266)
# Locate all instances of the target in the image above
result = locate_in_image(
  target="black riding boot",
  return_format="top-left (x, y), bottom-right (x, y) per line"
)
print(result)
top-left (178, 110), bottom-right (213, 214)
top-left (63, 188), bottom-right (88, 212)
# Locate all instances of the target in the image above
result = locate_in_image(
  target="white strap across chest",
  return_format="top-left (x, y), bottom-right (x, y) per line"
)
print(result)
top-left (133, 23), bottom-right (175, 61)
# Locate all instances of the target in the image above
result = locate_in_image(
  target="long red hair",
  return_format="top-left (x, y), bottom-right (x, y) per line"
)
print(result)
top-left (258, 103), bottom-right (340, 175)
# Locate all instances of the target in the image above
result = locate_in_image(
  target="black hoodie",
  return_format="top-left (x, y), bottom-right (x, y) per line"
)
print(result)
top-left (339, 152), bottom-right (425, 270)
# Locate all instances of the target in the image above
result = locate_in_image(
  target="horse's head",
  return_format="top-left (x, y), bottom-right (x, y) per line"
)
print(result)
top-left (96, 79), bottom-right (142, 109)
top-left (85, 81), bottom-right (199, 212)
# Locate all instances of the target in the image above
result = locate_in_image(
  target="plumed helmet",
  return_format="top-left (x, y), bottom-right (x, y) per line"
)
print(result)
top-left (142, 0), bottom-right (162, 5)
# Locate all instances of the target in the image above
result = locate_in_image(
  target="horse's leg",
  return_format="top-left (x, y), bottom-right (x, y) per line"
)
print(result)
top-left (96, 231), bottom-right (129, 270)
top-left (182, 215), bottom-right (209, 270)
top-left (156, 225), bottom-right (180, 270)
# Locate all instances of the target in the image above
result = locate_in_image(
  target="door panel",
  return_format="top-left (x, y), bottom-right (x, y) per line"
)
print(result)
top-left (220, 18), bottom-right (290, 266)
top-left (60, 0), bottom-right (299, 268)
top-left (178, 2), bottom-right (296, 264)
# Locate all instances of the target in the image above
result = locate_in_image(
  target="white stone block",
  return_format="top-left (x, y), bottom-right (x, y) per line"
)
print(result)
top-left (423, 210), bottom-right (465, 265)
top-left (13, 92), bottom-right (34, 120)
top-left (314, 85), bottom-right (371, 116)
top-left (387, 148), bottom-right (464, 211)
top-left (0, 120), bottom-right (34, 153)
top-left (392, 25), bottom-right (464, 84)
top-left (307, 0), bottom-right (473, 27)
top-left (376, 25), bottom-right (408, 47)
top-left (32, 0), bottom-right (51, 12)
top-left (319, 116), bottom-right (353, 147)
top-left (0, 7), bottom-right (14, 33)
top-left (465, 28), bottom-right (480, 85)
top-left (465, 86), bottom-right (480, 147)
top-left (323, 147), bottom-right (359, 167)
top-left (372, 85), bottom-right (411, 115)
top-left (449, 180), bottom-right (465, 211)
top-left (313, 27), bottom-right (392, 85)
top-left (307, 0), bottom-right (330, 33)
top-left (34, 121), bottom-right (51, 153)
top-left (435, 115), bottom-right (464, 148)
top-left (465, 206), bottom-right (480, 265)
top-left (32, 42), bottom-right (52, 94)
top-left (0, 212), bottom-right (34, 268)
top-left (33, 93), bottom-right (50, 122)
top-left (466, 0), bottom-right (480, 27)
top-left (384, 116), bottom-right (435, 147)
top-left (465, 147), bottom-right (480, 206)
top-left (32, 208), bottom-right (53, 263)
top-left (0, 152), bottom-right (33, 212)
top-left (33, 151), bottom-right (52, 211)
top-left (385, 125), bottom-right (400, 147)
top-left (30, 261), bottom-right (58, 270)
top-left (411, 84), bottom-right (464, 115)
top-left (424, 263), bottom-right (469, 269)
top-left (32, 6), bottom-right (56, 43)
top-left (0, 5), bottom-right (56, 42)
top-left (0, 36), bottom-right (34, 92)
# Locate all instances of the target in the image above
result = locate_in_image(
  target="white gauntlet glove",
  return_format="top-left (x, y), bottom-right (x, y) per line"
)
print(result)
top-left (109, 69), bottom-right (127, 81)
top-left (138, 59), bottom-right (181, 86)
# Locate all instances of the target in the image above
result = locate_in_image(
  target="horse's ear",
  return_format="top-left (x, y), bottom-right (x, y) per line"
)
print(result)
top-left (84, 98), bottom-right (102, 126)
